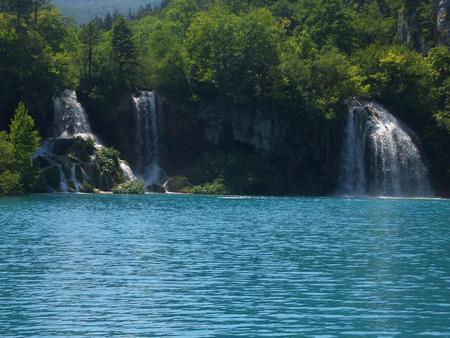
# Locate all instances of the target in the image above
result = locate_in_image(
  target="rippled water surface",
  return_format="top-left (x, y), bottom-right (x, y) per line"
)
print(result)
top-left (0, 194), bottom-right (449, 336)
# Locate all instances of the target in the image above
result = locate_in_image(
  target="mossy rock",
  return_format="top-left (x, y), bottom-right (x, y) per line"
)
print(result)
top-left (32, 173), bottom-right (50, 193)
top-left (67, 179), bottom-right (76, 191)
top-left (41, 166), bottom-right (62, 190)
top-left (74, 164), bottom-right (85, 183)
top-left (166, 176), bottom-right (192, 193)
top-left (61, 163), bottom-right (71, 180)
top-left (80, 182), bottom-right (94, 193)
top-left (33, 155), bottom-right (52, 168)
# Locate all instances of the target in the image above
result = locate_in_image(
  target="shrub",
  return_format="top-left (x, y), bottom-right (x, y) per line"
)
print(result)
top-left (113, 180), bottom-right (145, 194)
top-left (0, 171), bottom-right (22, 195)
top-left (93, 146), bottom-right (124, 190)
top-left (191, 178), bottom-right (228, 195)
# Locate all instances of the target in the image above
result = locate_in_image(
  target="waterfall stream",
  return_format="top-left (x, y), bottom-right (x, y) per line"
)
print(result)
top-left (35, 90), bottom-right (137, 192)
top-left (339, 100), bottom-right (432, 197)
top-left (132, 91), bottom-right (163, 187)
top-left (53, 90), bottom-right (95, 140)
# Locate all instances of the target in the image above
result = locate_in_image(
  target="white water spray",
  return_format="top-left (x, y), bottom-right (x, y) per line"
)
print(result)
top-left (53, 90), bottom-right (96, 140)
top-left (339, 100), bottom-right (432, 197)
top-left (132, 91), bottom-right (163, 186)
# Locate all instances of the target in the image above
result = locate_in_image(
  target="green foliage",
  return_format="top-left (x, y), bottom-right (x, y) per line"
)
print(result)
top-left (9, 102), bottom-right (41, 191)
top-left (183, 7), bottom-right (284, 102)
top-left (0, 170), bottom-right (22, 195)
top-left (113, 180), bottom-right (145, 194)
top-left (111, 16), bottom-right (137, 88)
top-left (93, 146), bottom-right (124, 191)
top-left (0, 5), bottom-right (79, 129)
top-left (191, 178), bottom-right (228, 195)
top-left (0, 103), bottom-right (40, 195)
top-left (355, 44), bottom-right (434, 131)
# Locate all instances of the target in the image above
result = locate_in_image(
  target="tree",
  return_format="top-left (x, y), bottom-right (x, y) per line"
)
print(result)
top-left (111, 16), bottom-right (137, 88)
top-left (0, 0), bottom-right (33, 25)
top-left (9, 102), bottom-right (41, 191)
top-left (183, 7), bottom-right (284, 102)
top-left (80, 20), bottom-right (101, 79)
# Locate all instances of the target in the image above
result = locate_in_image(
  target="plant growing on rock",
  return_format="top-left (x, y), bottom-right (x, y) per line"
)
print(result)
top-left (113, 180), bottom-right (145, 194)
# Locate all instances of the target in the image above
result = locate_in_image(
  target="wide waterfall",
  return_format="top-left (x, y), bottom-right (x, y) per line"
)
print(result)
top-left (53, 90), bottom-right (94, 139)
top-left (339, 100), bottom-right (432, 197)
top-left (132, 91), bottom-right (163, 187)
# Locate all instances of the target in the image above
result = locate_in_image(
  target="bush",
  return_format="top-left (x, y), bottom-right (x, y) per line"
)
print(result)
top-left (113, 180), bottom-right (145, 194)
top-left (0, 171), bottom-right (22, 195)
top-left (93, 146), bottom-right (124, 190)
top-left (191, 178), bottom-right (228, 195)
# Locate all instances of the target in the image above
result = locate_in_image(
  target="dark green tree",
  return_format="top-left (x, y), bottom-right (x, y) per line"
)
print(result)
top-left (111, 16), bottom-right (137, 88)
top-left (80, 20), bottom-right (101, 79)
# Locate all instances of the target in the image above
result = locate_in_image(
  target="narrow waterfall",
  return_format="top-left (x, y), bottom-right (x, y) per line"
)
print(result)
top-left (339, 100), bottom-right (432, 197)
top-left (53, 90), bottom-right (95, 139)
top-left (58, 165), bottom-right (69, 193)
top-left (71, 164), bottom-right (81, 193)
top-left (132, 91), bottom-right (162, 186)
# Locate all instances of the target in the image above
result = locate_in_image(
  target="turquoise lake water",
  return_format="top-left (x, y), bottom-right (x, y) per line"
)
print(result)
top-left (0, 194), bottom-right (449, 336)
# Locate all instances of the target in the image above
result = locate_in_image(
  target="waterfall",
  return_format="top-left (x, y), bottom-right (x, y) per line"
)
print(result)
top-left (58, 165), bottom-right (69, 193)
top-left (120, 160), bottom-right (137, 181)
top-left (53, 90), bottom-right (95, 140)
top-left (339, 100), bottom-right (432, 197)
top-left (132, 91), bottom-right (162, 186)
top-left (71, 164), bottom-right (81, 193)
top-left (34, 89), bottom-right (137, 193)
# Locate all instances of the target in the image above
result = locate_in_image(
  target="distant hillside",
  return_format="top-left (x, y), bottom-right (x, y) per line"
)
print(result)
top-left (52, 0), bottom-right (161, 24)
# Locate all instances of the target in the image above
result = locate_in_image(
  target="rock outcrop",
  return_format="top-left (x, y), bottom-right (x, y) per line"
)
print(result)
top-left (33, 137), bottom-right (126, 193)
top-left (437, 0), bottom-right (450, 45)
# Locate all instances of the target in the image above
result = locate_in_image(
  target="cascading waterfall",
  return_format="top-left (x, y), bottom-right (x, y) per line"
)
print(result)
top-left (35, 89), bottom-right (137, 192)
top-left (132, 91), bottom-right (163, 187)
top-left (339, 100), bottom-right (432, 197)
top-left (53, 90), bottom-right (95, 140)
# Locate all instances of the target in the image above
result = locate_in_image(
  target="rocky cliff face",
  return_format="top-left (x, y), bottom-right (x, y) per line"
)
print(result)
top-left (162, 100), bottom-right (345, 195)
top-left (437, 0), bottom-right (450, 45)
top-left (398, 0), bottom-right (450, 51)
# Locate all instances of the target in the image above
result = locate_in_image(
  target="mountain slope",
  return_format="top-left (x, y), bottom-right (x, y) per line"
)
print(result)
top-left (52, 0), bottom-right (161, 24)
